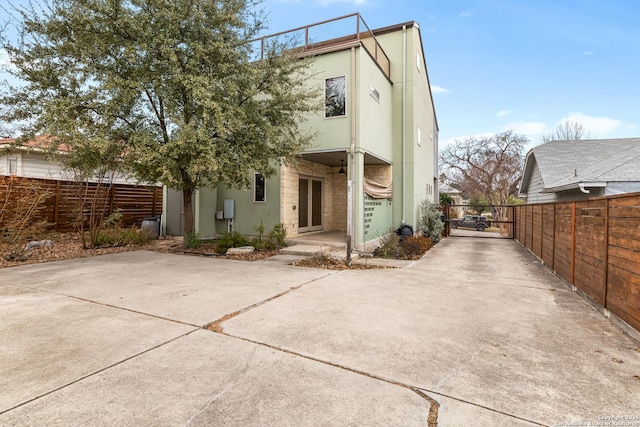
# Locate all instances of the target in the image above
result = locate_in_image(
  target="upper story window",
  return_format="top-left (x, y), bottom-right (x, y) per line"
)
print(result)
top-left (254, 173), bottom-right (266, 203)
top-left (325, 75), bottom-right (346, 118)
top-left (416, 51), bottom-right (421, 73)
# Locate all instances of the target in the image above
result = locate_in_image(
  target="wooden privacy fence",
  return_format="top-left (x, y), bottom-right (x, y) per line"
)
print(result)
top-left (1, 176), bottom-right (162, 232)
top-left (514, 193), bottom-right (640, 334)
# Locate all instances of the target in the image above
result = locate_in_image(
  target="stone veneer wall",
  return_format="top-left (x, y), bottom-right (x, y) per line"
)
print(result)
top-left (280, 159), bottom-right (336, 238)
top-left (280, 162), bottom-right (392, 238)
top-left (364, 164), bottom-right (393, 187)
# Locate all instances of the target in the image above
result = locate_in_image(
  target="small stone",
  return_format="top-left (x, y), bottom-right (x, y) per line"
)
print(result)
top-left (24, 240), bottom-right (54, 251)
top-left (226, 246), bottom-right (255, 255)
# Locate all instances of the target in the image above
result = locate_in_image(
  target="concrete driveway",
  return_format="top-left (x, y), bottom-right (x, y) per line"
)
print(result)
top-left (1, 238), bottom-right (639, 426)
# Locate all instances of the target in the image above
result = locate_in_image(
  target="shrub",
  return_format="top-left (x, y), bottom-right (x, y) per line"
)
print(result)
top-left (267, 223), bottom-right (287, 249)
top-left (375, 232), bottom-right (402, 259)
top-left (94, 226), bottom-right (155, 247)
top-left (184, 231), bottom-right (202, 249)
top-left (400, 235), bottom-right (433, 260)
top-left (419, 199), bottom-right (444, 243)
top-left (251, 222), bottom-right (287, 251)
top-left (216, 231), bottom-right (249, 254)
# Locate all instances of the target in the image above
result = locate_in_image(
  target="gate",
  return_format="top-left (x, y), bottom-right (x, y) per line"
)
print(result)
top-left (443, 204), bottom-right (516, 239)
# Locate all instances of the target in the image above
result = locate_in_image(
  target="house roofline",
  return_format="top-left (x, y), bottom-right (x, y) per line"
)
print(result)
top-left (374, 21), bottom-right (439, 133)
top-left (542, 181), bottom-right (607, 193)
top-left (518, 149), bottom-right (536, 197)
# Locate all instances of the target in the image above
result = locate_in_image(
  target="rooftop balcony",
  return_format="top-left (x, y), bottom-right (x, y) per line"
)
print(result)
top-left (251, 13), bottom-right (391, 79)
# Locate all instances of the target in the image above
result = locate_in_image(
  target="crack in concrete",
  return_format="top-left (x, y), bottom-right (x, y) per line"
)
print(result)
top-left (0, 329), bottom-right (200, 416)
top-left (417, 388), bottom-right (546, 426)
top-left (10, 284), bottom-right (203, 328)
top-left (183, 345), bottom-right (259, 427)
top-left (215, 331), bottom-right (441, 427)
top-left (205, 272), bottom-right (335, 332)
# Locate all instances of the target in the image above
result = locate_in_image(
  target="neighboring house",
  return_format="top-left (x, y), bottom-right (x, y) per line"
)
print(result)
top-left (519, 138), bottom-right (640, 204)
top-left (439, 183), bottom-right (465, 218)
top-left (164, 14), bottom-right (439, 250)
top-left (0, 137), bottom-right (134, 185)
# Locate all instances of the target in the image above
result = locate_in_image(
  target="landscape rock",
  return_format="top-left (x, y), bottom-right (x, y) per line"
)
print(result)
top-left (24, 240), bottom-right (54, 251)
top-left (226, 246), bottom-right (255, 255)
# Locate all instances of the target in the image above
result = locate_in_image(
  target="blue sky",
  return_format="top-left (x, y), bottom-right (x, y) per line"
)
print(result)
top-left (261, 0), bottom-right (640, 150)
top-left (1, 0), bottom-right (638, 151)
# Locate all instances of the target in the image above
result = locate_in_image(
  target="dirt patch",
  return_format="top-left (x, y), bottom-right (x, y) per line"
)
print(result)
top-left (0, 233), bottom-right (156, 269)
top-left (291, 254), bottom-right (392, 270)
top-left (156, 241), bottom-right (279, 261)
top-left (0, 234), bottom-right (279, 269)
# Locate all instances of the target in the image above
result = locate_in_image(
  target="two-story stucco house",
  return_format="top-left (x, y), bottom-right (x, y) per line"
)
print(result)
top-left (163, 14), bottom-right (439, 250)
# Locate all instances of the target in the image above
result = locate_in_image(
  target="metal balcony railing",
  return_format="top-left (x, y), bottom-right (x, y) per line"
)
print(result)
top-left (250, 13), bottom-right (391, 79)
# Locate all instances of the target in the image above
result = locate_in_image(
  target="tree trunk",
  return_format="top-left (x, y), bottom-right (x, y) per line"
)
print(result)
top-left (182, 187), bottom-right (195, 247)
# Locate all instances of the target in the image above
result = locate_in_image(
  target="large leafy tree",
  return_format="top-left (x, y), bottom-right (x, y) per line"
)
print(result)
top-left (1, 0), bottom-right (319, 243)
top-left (440, 130), bottom-right (527, 222)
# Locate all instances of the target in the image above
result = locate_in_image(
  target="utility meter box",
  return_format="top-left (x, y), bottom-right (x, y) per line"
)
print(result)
top-left (224, 199), bottom-right (235, 219)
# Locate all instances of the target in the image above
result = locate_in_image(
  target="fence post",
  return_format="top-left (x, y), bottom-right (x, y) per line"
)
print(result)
top-left (54, 180), bottom-right (61, 232)
top-left (539, 205), bottom-right (544, 257)
top-left (603, 198), bottom-right (609, 307)
top-left (571, 202), bottom-right (576, 284)
top-left (152, 187), bottom-right (157, 217)
top-left (551, 203), bottom-right (555, 271)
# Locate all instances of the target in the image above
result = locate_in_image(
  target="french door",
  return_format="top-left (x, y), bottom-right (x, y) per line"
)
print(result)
top-left (298, 177), bottom-right (323, 232)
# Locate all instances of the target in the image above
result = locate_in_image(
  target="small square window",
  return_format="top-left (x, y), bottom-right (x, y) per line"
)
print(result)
top-left (254, 173), bottom-right (266, 203)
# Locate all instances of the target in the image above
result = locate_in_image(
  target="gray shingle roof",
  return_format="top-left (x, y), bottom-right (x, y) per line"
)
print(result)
top-left (529, 137), bottom-right (640, 191)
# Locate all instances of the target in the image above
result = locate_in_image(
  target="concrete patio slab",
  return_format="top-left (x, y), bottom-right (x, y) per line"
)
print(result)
top-left (221, 239), bottom-right (640, 425)
top-left (1, 238), bottom-right (639, 426)
top-left (0, 284), bottom-right (195, 413)
top-left (0, 330), bottom-right (431, 426)
top-left (0, 251), bottom-right (334, 326)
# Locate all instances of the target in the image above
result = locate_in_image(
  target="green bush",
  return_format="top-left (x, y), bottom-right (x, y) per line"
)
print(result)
top-left (216, 231), bottom-right (249, 254)
top-left (95, 226), bottom-right (155, 247)
top-left (184, 231), bottom-right (202, 249)
top-left (268, 223), bottom-right (287, 249)
top-left (251, 222), bottom-right (287, 251)
top-left (375, 232), bottom-right (402, 259)
top-left (419, 199), bottom-right (444, 243)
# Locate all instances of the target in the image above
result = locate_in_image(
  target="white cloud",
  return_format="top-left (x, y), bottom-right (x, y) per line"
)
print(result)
top-left (0, 48), bottom-right (16, 75)
top-left (431, 85), bottom-right (451, 94)
top-left (502, 121), bottom-right (547, 136)
top-left (496, 110), bottom-right (512, 117)
top-left (583, 51), bottom-right (595, 55)
top-left (0, 48), bottom-right (11, 69)
top-left (459, 9), bottom-right (472, 17)
top-left (560, 112), bottom-right (621, 137)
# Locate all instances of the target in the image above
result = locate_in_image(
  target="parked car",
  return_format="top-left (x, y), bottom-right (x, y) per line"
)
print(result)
top-left (450, 215), bottom-right (491, 231)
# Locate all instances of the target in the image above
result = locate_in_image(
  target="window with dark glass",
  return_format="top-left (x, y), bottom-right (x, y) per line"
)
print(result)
top-left (325, 76), bottom-right (346, 118)
top-left (254, 173), bottom-right (265, 202)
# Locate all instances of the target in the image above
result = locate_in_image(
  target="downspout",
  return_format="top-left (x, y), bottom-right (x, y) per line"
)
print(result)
top-left (402, 25), bottom-right (407, 224)
top-left (347, 46), bottom-right (357, 261)
top-left (578, 183), bottom-right (590, 194)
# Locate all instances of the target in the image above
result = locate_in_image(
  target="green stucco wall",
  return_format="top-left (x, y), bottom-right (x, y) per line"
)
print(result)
top-left (194, 169), bottom-right (282, 238)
